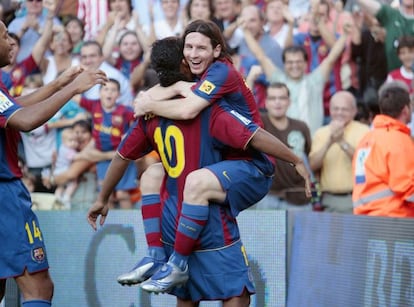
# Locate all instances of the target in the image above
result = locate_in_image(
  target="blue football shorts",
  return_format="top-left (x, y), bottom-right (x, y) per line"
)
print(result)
top-left (0, 180), bottom-right (49, 279)
top-left (164, 239), bottom-right (255, 302)
top-left (205, 160), bottom-right (273, 217)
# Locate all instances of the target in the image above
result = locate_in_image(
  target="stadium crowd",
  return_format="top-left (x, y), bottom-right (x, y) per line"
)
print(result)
top-left (1, 0), bottom-right (413, 213)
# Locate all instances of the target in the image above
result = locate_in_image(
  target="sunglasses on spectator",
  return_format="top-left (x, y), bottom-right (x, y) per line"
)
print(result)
top-left (27, 0), bottom-right (43, 2)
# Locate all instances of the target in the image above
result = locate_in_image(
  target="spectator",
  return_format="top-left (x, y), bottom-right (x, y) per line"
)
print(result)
top-left (183, 0), bottom-right (215, 24)
top-left (44, 119), bottom-right (115, 210)
top-left (8, 0), bottom-right (61, 63)
top-left (309, 91), bottom-right (370, 213)
top-left (356, 0), bottom-right (414, 72)
top-left (350, 12), bottom-right (387, 111)
top-left (79, 40), bottom-right (134, 106)
top-left (64, 15), bottom-right (85, 56)
top-left (287, 0), bottom-right (343, 122)
top-left (79, 79), bottom-right (137, 209)
top-left (96, 0), bottom-right (140, 52)
top-left (386, 35), bottom-right (414, 94)
top-left (143, 0), bottom-right (184, 40)
top-left (77, 0), bottom-right (108, 41)
top-left (242, 24), bottom-right (349, 134)
top-left (2, 0), bottom-right (55, 96)
top-left (353, 82), bottom-right (414, 217)
top-left (51, 127), bottom-right (79, 209)
top-left (254, 82), bottom-right (313, 210)
top-left (264, 0), bottom-right (297, 49)
top-left (41, 29), bottom-right (80, 85)
top-left (237, 5), bottom-right (284, 109)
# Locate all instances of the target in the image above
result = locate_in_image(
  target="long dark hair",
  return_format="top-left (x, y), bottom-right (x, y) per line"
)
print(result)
top-left (183, 19), bottom-right (233, 63)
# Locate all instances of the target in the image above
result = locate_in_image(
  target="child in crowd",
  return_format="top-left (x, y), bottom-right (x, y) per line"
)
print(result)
top-left (79, 78), bottom-right (137, 209)
top-left (52, 127), bottom-right (79, 209)
top-left (386, 36), bottom-right (414, 94)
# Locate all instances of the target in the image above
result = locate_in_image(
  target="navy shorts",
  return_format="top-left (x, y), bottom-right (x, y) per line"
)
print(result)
top-left (96, 160), bottom-right (138, 191)
top-left (164, 239), bottom-right (255, 302)
top-left (205, 160), bottom-right (273, 217)
top-left (0, 180), bottom-right (49, 279)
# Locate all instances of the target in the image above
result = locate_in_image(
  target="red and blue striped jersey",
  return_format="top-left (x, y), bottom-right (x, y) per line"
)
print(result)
top-left (80, 97), bottom-right (135, 151)
top-left (118, 103), bottom-right (265, 249)
top-left (0, 85), bottom-right (23, 180)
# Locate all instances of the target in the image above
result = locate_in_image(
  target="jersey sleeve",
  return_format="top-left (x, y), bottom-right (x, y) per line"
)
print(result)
top-left (210, 102), bottom-right (260, 150)
top-left (79, 96), bottom-right (98, 112)
top-left (191, 61), bottom-right (239, 104)
top-left (0, 90), bottom-right (21, 128)
top-left (117, 118), bottom-right (153, 160)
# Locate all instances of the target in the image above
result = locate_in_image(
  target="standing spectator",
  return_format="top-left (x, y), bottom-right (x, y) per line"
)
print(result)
top-left (242, 24), bottom-right (348, 134)
top-left (356, 0), bottom-right (414, 72)
top-left (77, 0), bottom-right (108, 41)
top-left (64, 15), bottom-right (85, 56)
top-left (2, 0), bottom-right (55, 96)
top-left (96, 0), bottom-right (140, 52)
top-left (386, 35), bottom-right (414, 94)
top-left (287, 0), bottom-right (343, 122)
top-left (309, 91), bottom-right (370, 213)
top-left (144, 0), bottom-right (184, 40)
top-left (8, 0), bottom-right (61, 63)
top-left (41, 29), bottom-right (80, 85)
top-left (0, 15), bottom-right (107, 304)
top-left (350, 12), bottom-right (387, 110)
top-left (51, 127), bottom-right (79, 209)
top-left (79, 40), bottom-right (134, 107)
top-left (237, 5), bottom-right (283, 109)
top-left (353, 82), bottom-right (414, 217)
top-left (183, 0), bottom-right (215, 24)
top-left (265, 0), bottom-right (297, 49)
top-left (254, 82), bottom-right (312, 210)
top-left (79, 79), bottom-right (137, 209)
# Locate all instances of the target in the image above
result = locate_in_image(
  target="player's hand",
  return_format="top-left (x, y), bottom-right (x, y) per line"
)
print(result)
top-left (87, 198), bottom-right (109, 231)
top-left (56, 65), bottom-right (83, 88)
top-left (72, 69), bottom-right (108, 94)
top-left (294, 161), bottom-right (312, 198)
top-left (133, 91), bottom-right (151, 118)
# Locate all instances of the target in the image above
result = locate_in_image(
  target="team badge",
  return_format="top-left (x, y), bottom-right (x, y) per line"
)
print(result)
top-left (32, 247), bottom-right (46, 263)
top-left (0, 92), bottom-right (13, 113)
top-left (112, 115), bottom-right (123, 126)
top-left (198, 80), bottom-right (216, 95)
top-left (318, 45), bottom-right (328, 56)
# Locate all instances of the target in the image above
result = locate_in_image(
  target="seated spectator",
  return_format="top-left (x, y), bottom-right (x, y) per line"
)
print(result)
top-left (386, 35), bottom-right (414, 94)
top-left (253, 82), bottom-right (313, 210)
top-left (8, 0), bottom-right (61, 63)
top-left (44, 119), bottom-right (115, 210)
top-left (309, 91), bottom-right (370, 213)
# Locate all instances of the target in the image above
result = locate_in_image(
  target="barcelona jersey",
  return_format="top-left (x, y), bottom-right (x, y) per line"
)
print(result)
top-left (0, 86), bottom-right (23, 180)
top-left (119, 102), bottom-right (263, 249)
top-left (80, 97), bottom-right (135, 151)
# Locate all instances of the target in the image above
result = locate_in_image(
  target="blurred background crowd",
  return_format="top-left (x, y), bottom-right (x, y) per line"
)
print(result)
top-left (1, 0), bottom-right (413, 212)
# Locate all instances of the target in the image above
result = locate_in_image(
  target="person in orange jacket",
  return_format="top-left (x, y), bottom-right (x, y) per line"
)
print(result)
top-left (352, 82), bottom-right (414, 217)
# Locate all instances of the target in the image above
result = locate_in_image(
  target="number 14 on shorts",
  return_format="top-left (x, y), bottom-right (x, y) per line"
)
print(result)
top-left (25, 220), bottom-right (43, 244)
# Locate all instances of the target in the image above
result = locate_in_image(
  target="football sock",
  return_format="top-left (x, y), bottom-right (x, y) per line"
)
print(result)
top-left (141, 194), bottom-right (165, 260)
top-left (22, 300), bottom-right (51, 306)
top-left (172, 203), bottom-right (209, 270)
